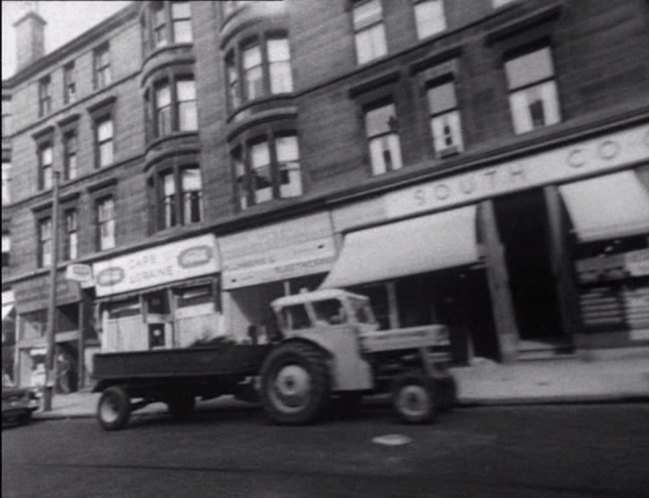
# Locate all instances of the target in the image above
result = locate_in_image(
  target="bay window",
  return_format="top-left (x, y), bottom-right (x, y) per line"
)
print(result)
top-left (143, 1), bottom-right (193, 55)
top-left (151, 165), bottom-right (203, 231)
top-left (231, 132), bottom-right (302, 210)
top-left (268, 37), bottom-right (293, 94)
top-left (155, 82), bottom-right (172, 136)
top-left (145, 74), bottom-right (198, 140)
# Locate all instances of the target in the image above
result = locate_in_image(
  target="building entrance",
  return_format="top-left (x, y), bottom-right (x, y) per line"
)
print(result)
top-left (493, 189), bottom-right (567, 350)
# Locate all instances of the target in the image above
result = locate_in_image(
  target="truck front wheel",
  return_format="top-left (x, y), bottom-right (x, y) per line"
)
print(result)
top-left (97, 386), bottom-right (131, 431)
top-left (392, 374), bottom-right (437, 424)
top-left (260, 342), bottom-right (330, 425)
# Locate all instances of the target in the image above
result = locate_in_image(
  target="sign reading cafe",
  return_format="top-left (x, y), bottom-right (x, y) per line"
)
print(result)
top-left (386, 125), bottom-right (649, 219)
top-left (92, 235), bottom-right (220, 297)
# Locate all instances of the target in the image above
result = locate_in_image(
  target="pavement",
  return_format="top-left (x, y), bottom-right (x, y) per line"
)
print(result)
top-left (32, 356), bottom-right (649, 421)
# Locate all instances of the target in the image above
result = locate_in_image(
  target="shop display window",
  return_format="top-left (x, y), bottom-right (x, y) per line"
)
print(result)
top-left (107, 298), bottom-right (141, 319)
top-left (177, 285), bottom-right (213, 307)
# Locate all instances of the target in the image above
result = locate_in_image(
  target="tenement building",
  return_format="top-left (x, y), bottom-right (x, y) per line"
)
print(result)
top-left (2, 0), bottom-right (648, 389)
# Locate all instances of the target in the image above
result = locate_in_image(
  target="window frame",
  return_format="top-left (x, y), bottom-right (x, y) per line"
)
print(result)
top-left (2, 161), bottom-right (11, 205)
top-left (63, 61), bottom-right (76, 105)
top-left (96, 195), bottom-right (116, 251)
top-left (38, 142), bottom-right (54, 191)
top-left (230, 129), bottom-right (302, 210)
top-left (63, 208), bottom-right (79, 261)
top-left (413, 0), bottom-right (447, 40)
top-left (38, 216), bottom-right (53, 268)
top-left (504, 44), bottom-right (561, 135)
top-left (93, 44), bottom-right (112, 90)
top-left (38, 75), bottom-right (52, 117)
top-left (63, 130), bottom-right (79, 181)
top-left (352, 0), bottom-right (388, 65)
top-left (364, 100), bottom-right (403, 176)
top-left (426, 76), bottom-right (464, 157)
top-left (145, 71), bottom-right (198, 141)
top-left (94, 115), bottom-right (114, 169)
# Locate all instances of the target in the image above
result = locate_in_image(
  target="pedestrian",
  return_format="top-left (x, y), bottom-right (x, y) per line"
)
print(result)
top-left (56, 353), bottom-right (71, 394)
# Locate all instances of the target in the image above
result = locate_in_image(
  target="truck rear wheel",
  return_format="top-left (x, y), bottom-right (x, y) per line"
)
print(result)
top-left (260, 342), bottom-right (330, 425)
top-left (392, 374), bottom-right (437, 424)
top-left (97, 386), bottom-right (131, 431)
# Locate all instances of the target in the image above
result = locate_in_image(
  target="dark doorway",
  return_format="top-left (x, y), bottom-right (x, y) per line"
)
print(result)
top-left (493, 189), bottom-right (565, 342)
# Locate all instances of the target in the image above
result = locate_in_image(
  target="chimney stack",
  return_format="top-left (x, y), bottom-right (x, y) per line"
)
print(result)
top-left (13, 9), bottom-right (47, 71)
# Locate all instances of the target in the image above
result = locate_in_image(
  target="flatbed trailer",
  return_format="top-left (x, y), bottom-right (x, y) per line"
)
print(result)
top-left (92, 343), bottom-right (270, 430)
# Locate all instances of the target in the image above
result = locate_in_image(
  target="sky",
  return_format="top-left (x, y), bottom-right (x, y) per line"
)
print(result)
top-left (2, 0), bottom-right (131, 80)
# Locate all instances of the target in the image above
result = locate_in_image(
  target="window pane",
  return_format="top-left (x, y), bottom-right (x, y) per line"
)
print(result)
top-left (253, 164), bottom-right (273, 203)
top-left (353, 0), bottom-right (382, 30)
top-left (365, 104), bottom-right (396, 137)
top-left (179, 102), bottom-right (198, 130)
top-left (270, 61), bottom-right (293, 94)
top-left (156, 84), bottom-right (171, 108)
top-left (276, 135), bottom-right (298, 162)
top-left (99, 142), bottom-right (113, 167)
top-left (163, 173), bottom-right (175, 195)
top-left (158, 107), bottom-right (172, 135)
top-left (356, 24), bottom-right (386, 64)
top-left (427, 81), bottom-right (457, 115)
top-left (181, 168), bottom-right (202, 191)
top-left (42, 166), bottom-right (52, 190)
top-left (268, 38), bottom-right (290, 62)
top-left (509, 81), bottom-right (560, 134)
top-left (415, 0), bottom-right (446, 39)
top-left (369, 138), bottom-right (387, 175)
top-left (177, 80), bottom-right (196, 101)
top-left (171, 1), bottom-right (190, 19)
top-left (243, 44), bottom-right (262, 69)
top-left (98, 119), bottom-right (113, 141)
top-left (245, 66), bottom-right (264, 100)
top-left (431, 111), bottom-right (464, 152)
top-left (505, 48), bottom-right (554, 90)
top-left (387, 134), bottom-right (403, 171)
top-left (41, 146), bottom-right (53, 165)
top-left (251, 141), bottom-right (270, 167)
top-left (174, 20), bottom-right (192, 42)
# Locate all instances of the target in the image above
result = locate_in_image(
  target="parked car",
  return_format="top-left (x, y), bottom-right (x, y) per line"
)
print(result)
top-left (2, 377), bottom-right (40, 427)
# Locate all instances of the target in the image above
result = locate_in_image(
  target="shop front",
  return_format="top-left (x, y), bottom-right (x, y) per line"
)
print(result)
top-left (13, 276), bottom-right (85, 390)
top-left (325, 123), bottom-right (649, 363)
top-left (92, 234), bottom-right (222, 353)
top-left (220, 212), bottom-right (337, 343)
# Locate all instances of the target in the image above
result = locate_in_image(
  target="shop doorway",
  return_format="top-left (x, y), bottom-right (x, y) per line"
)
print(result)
top-left (493, 190), bottom-right (566, 348)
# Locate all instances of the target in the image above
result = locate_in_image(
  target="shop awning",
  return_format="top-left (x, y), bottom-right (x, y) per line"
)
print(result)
top-left (321, 205), bottom-right (479, 288)
top-left (559, 171), bottom-right (649, 242)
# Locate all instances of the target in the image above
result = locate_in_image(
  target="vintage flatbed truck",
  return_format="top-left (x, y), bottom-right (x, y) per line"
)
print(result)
top-left (93, 288), bottom-right (457, 430)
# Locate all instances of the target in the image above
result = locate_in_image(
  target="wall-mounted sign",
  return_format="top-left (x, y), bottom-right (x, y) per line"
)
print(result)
top-left (65, 263), bottom-right (94, 288)
top-left (220, 213), bottom-right (337, 289)
top-left (14, 276), bottom-right (81, 314)
top-left (92, 234), bottom-right (220, 297)
top-left (386, 125), bottom-right (649, 219)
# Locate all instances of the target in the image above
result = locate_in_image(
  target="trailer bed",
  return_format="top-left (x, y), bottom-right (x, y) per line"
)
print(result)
top-left (93, 343), bottom-right (270, 381)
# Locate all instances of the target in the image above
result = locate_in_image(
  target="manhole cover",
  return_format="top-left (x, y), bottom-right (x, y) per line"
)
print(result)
top-left (372, 434), bottom-right (412, 446)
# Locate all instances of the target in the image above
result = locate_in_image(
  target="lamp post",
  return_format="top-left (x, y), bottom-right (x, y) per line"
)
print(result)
top-left (42, 168), bottom-right (60, 412)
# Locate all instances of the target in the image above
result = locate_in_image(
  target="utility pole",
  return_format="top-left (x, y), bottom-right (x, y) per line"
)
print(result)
top-left (42, 168), bottom-right (60, 412)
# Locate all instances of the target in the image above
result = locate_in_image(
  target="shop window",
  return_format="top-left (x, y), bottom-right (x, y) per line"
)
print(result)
top-left (146, 291), bottom-right (169, 315)
top-left (63, 62), bottom-right (76, 105)
top-left (21, 310), bottom-right (47, 340)
top-left (58, 303), bottom-right (80, 332)
top-left (1, 233), bottom-right (9, 268)
top-left (2, 161), bottom-right (11, 205)
top-left (226, 34), bottom-right (294, 108)
top-left (353, 0), bottom-right (387, 65)
top-left (63, 209), bottom-right (78, 261)
top-left (177, 285), bottom-right (213, 307)
top-left (94, 44), bottom-right (111, 90)
top-left (38, 217), bottom-right (52, 267)
top-left (96, 196), bottom-right (116, 251)
top-left (38, 143), bottom-right (53, 191)
top-left (95, 117), bottom-right (114, 168)
top-left (38, 76), bottom-right (51, 117)
top-left (427, 78), bottom-right (464, 157)
top-left (505, 46), bottom-right (560, 134)
top-left (365, 102), bottom-right (402, 175)
top-left (107, 298), bottom-right (141, 319)
top-left (414, 0), bottom-right (446, 40)
top-left (232, 133), bottom-right (302, 210)
top-left (153, 166), bottom-right (203, 231)
top-left (63, 131), bottom-right (78, 181)
top-left (171, 2), bottom-right (192, 43)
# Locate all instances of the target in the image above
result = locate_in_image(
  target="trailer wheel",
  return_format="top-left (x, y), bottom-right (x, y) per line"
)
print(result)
top-left (436, 376), bottom-right (458, 412)
top-left (167, 394), bottom-right (195, 420)
top-left (260, 342), bottom-right (330, 425)
top-left (97, 386), bottom-right (131, 431)
top-left (392, 374), bottom-right (437, 424)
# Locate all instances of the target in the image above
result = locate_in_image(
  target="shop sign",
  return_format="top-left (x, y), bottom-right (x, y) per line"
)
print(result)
top-left (386, 124), bottom-right (649, 219)
top-left (14, 277), bottom-right (81, 314)
top-left (65, 263), bottom-right (94, 288)
top-left (220, 213), bottom-right (337, 289)
top-left (92, 234), bottom-right (220, 297)
top-left (625, 249), bottom-right (649, 277)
